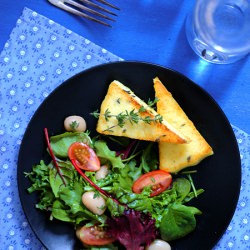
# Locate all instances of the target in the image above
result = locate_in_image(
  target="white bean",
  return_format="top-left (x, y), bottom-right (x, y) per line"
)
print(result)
top-left (95, 165), bottom-right (109, 180)
top-left (82, 191), bottom-right (106, 215)
top-left (75, 227), bottom-right (81, 240)
top-left (146, 239), bottom-right (171, 250)
top-left (64, 115), bottom-right (86, 132)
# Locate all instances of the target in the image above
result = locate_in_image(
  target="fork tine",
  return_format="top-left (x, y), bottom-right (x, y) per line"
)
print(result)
top-left (65, 0), bottom-right (115, 21)
top-left (95, 0), bottom-right (120, 10)
top-left (48, 0), bottom-right (118, 27)
top-left (80, 0), bottom-right (118, 16)
top-left (58, 1), bottom-right (112, 26)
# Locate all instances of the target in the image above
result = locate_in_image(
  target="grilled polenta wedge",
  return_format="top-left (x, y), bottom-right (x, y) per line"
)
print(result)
top-left (154, 77), bottom-right (213, 173)
top-left (96, 80), bottom-right (189, 143)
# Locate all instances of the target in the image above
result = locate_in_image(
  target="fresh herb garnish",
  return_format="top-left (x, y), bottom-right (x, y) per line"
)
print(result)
top-left (147, 97), bottom-right (159, 108)
top-left (69, 120), bottom-right (79, 131)
top-left (91, 108), bottom-right (163, 133)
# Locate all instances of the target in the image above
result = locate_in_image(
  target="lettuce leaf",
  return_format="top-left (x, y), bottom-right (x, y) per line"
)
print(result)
top-left (49, 161), bottom-right (75, 197)
top-left (94, 140), bottom-right (125, 169)
top-left (50, 132), bottom-right (92, 158)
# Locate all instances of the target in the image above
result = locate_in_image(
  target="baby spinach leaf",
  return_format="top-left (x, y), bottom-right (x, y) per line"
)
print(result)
top-left (58, 181), bottom-right (84, 214)
top-left (173, 178), bottom-right (191, 202)
top-left (94, 140), bottom-right (125, 169)
top-left (160, 203), bottom-right (202, 241)
top-left (50, 132), bottom-right (92, 158)
top-left (52, 199), bottom-right (74, 222)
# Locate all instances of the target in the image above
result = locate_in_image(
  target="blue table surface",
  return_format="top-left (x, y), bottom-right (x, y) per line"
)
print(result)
top-left (1, 0), bottom-right (249, 134)
top-left (0, 2), bottom-right (250, 250)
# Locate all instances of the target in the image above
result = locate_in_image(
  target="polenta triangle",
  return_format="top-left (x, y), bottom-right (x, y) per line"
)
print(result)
top-left (96, 80), bottom-right (188, 143)
top-left (153, 77), bottom-right (214, 173)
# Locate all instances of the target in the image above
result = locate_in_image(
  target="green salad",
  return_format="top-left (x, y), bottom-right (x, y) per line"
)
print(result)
top-left (25, 123), bottom-right (204, 250)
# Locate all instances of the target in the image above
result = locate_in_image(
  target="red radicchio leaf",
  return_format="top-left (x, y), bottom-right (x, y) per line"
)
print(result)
top-left (116, 140), bottom-right (137, 159)
top-left (106, 208), bottom-right (158, 250)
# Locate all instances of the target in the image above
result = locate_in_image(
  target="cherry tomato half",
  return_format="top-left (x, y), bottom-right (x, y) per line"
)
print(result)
top-left (132, 170), bottom-right (172, 197)
top-left (68, 142), bottom-right (100, 171)
top-left (76, 225), bottom-right (116, 246)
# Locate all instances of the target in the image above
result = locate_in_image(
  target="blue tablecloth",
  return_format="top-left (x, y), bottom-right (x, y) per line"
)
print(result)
top-left (0, 8), bottom-right (249, 250)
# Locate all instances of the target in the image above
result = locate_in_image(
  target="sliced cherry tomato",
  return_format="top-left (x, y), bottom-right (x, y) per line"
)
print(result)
top-left (68, 142), bottom-right (100, 171)
top-left (132, 170), bottom-right (172, 197)
top-left (76, 225), bottom-right (116, 246)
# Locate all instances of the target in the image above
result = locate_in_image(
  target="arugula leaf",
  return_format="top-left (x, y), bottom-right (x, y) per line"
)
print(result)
top-left (25, 161), bottom-right (56, 209)
top-left (25, 160), bottom-right (51, 193)
top-left (106, 198), bottom-right (125, 217)
top-left (138, 143), bottom-right (158, 173)
top-left (116, 160), bottom-right (139, 190)
top-left (35, 190), bottom-right (55, 210)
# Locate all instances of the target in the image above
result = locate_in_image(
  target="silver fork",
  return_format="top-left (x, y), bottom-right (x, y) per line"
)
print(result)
top-left (48, 0), bottom-right (119, 27)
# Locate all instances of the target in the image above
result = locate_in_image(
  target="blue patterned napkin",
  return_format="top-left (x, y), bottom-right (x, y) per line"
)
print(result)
top-left (0, 7), bottom-right (249, 250)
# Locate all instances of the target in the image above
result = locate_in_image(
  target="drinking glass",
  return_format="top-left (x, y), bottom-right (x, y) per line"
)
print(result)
top-left (185, 0), bottom-right (250, 64)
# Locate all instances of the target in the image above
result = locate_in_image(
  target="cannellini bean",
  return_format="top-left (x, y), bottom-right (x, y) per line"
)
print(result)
top-left (75, 227), bottom-right (81, 239)
top-left (95, 165), bottom-right (109, 180)
top-left (82, 191), bottom-right (106, 215)
top-left (64, 115), bottom-right (86, 132)
top-left (146, 239), bottom-right (171, 250)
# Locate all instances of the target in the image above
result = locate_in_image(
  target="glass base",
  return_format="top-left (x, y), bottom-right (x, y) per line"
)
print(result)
top-left (193, 39), bottom-right (227, 64)
top-left (190, 38), bottom-right (248, 64)
top-left (185, 15), bottom-right (249, 64)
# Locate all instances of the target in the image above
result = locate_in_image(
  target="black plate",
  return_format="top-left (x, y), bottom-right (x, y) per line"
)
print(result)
top-left (18, 61), bottom-right (241, 250)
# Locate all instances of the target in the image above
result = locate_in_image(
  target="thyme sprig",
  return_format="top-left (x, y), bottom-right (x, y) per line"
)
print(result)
top-left (91, 107), bottom-right (163, 133)
top-left (147, 97), bottom-right (159, 108)
top-left (69, 121), bottom-right (79, 131)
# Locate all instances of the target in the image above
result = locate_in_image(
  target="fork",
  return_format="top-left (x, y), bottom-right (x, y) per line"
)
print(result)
top-left (48, 0), bottom-right (119, 27)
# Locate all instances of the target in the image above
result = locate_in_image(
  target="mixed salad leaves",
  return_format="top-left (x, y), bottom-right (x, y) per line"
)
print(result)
top-left (25, 126), bottom-right (204, 249)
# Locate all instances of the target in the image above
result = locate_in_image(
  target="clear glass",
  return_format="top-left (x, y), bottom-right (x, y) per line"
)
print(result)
top-left (185, 0), bottom-right (250, 64)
